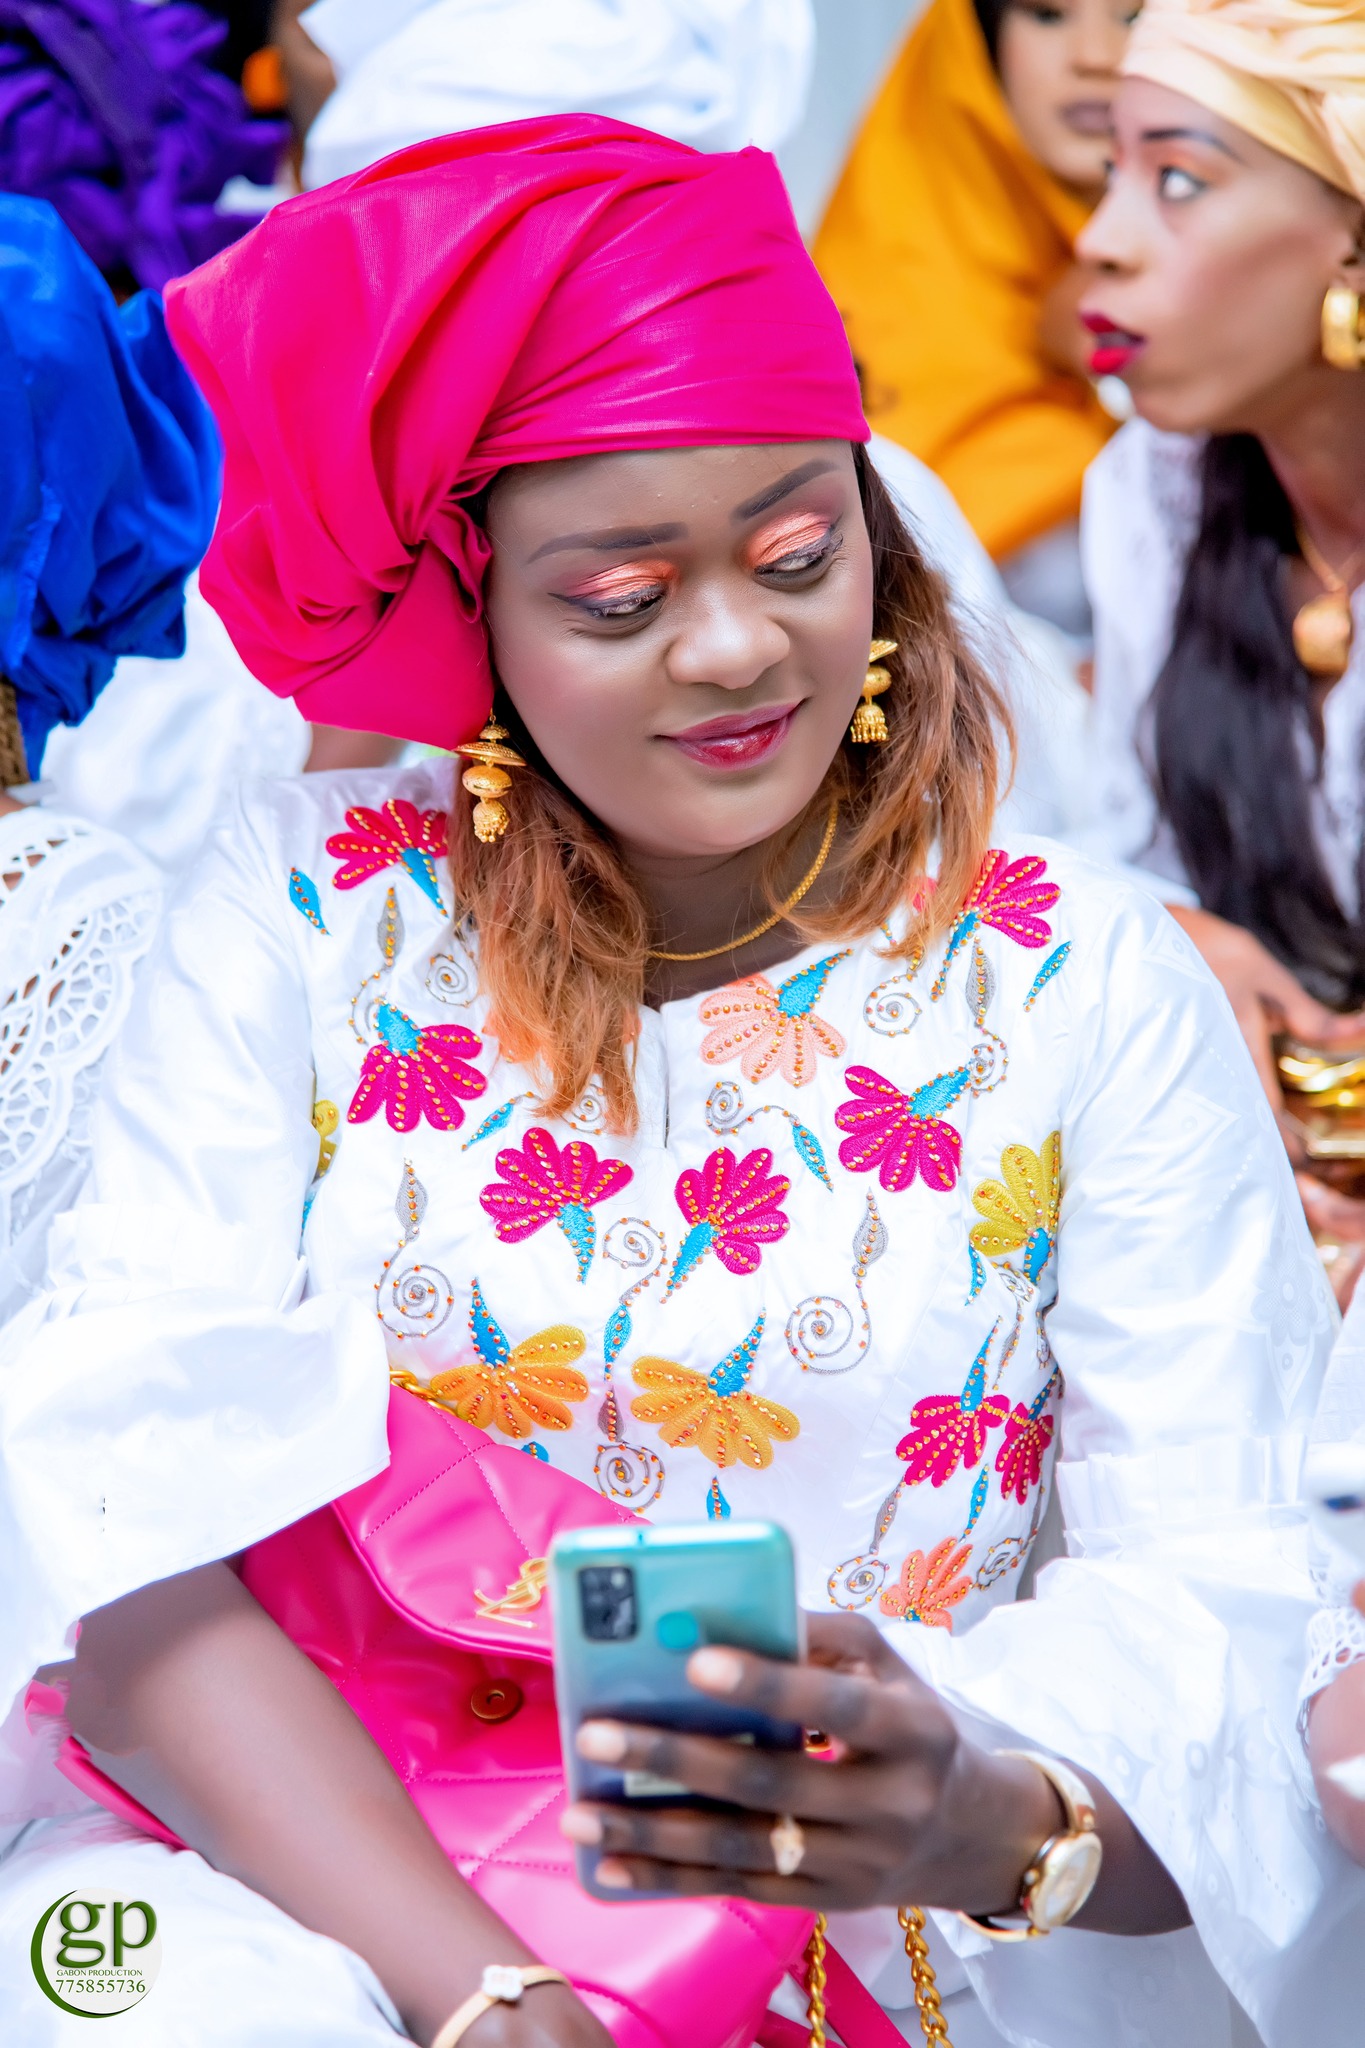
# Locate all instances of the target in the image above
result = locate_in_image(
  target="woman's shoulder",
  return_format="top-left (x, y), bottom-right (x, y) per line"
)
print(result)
top-left (214, 757), bottom-right (454, 888)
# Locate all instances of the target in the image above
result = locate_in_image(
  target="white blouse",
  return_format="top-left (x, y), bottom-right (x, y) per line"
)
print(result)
top-left (0, 804), bottom-right (161, 1326)
top-left (1081, 418), bottom-right (1365, 912)
top-left (0, 760), bottom-right (1358, 2046)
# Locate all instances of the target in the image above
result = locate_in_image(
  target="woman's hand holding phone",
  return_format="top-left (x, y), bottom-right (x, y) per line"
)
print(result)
top-left (561, 1612), bottom-right (1057, 1917)
top-left (560, 1612), bottom-right (1189, 1935)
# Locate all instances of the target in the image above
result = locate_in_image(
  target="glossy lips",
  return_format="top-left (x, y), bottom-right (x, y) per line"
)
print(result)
top-left (663, 704), bottom-right (798, 770)
top-left (1080, 310), bottom-right (1145, 377)
top-left (1059, 100), bottom-right (1113, 138)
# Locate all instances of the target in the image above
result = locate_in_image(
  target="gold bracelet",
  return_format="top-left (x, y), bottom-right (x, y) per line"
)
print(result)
top-left (431, 1965), bottom-right (571, 2048)
top-left (956, 1749), bottom-right (1103, 1943)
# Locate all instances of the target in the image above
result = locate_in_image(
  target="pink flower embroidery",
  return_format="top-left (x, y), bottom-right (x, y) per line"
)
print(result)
top-left (896, 1331), bottom-right (1008, 1487)
top-left (878, 1539), bottom-right (974, 1631)
top-left (667, 1146), bottom-right (790, 1292)
top-left (479, 1128), bottom-right (633, 1282)
top-left (995, 1403), bottom-right (1055, 1506)
top-left (326, 799), bottom-right (448, 909)
top-left (834, 1064), bottom-right (970, 1193)
top-left (348, 1003), bottom-right (485, 1132)
top-left (933, 850), bottom-right (1060, 998)
top-left (699, 952), bottom-right (849, 1089)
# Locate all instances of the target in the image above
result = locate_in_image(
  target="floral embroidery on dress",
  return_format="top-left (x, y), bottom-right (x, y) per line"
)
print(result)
top-left (427, 1279), bottom-right (588, 1438)
top-left (969, 1134), bottom-right (1061, 1285)
top-left (699, 951), bottom-right (850, 1088)
top-left (630, 1316), bottom-right (800, 1470)
top-left (834, 1063), bottom-right (970, 1193)
top-left (896, 1330), bottom-right (1010, 1486)
top-left (931, 850), bottom-right (1060, 1000)
top-left (1023, 942), bottom-right (1071, 1011)
top-left (288, 868), bottom-right (328, 933)
top-left (347, 1003), bottom-right (486, 1132)
top-left (326, 799), bottom-right (448, 910)
top-left (878, 1538), bottom-right (974, 1630)
top-left (480, 1127), bottom-right (633, 1281)
top-left (704, 1079), bottom-right (831, 1188)
top-left (665, 1146), bottom-right (790, 1292)
top-left (996, 1399), bottom-right (1056, 1506)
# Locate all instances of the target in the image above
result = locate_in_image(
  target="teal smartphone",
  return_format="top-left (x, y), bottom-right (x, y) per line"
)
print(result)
top-left (550, 1520), bottom-right (802, 1900)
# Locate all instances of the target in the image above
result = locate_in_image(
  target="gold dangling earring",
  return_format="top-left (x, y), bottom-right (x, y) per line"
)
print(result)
top-left (1322, 284), bottom-right (1364, 371)
top-left (453, 715), bottom-right (526, 843)
top-left (850, 638), bottom-right (899, 744)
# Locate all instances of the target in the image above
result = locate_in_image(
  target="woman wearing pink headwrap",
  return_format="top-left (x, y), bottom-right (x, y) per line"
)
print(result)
top-left (0, 116), bottom-right (1352, 2048)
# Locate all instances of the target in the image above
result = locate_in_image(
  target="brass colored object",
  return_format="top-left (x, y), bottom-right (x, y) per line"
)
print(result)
top-left (1277, 1036), bottom-right (1365, 1168)
top-left (850, 636), bottom-right (898, 744)
top-left (0, 680), bottom-right (27, 788)
top-left (1322, 284), bottom-right (1365, 372)
top-left (648, 797), bottom-right (839, 963)
top-left (454, 716), bottom-right (525, 842)
top-left (468, 1679), bottom-right (524, 1724)
top-left (804, 1915), bottom-right (827, 2048)
top-left (899, 1908), bottom-right (953, 2047)
top-left (1293, 523), bottom-right (1364, 681)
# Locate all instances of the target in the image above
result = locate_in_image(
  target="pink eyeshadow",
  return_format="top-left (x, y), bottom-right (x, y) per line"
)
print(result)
top-left (747, 513), bottom-right (833, 568)
top-left (563, 559), bottom-right (676, 600)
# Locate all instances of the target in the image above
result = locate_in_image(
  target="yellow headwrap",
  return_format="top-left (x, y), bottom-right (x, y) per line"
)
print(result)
top-left (813, 0), bottom-right (1113, 562)
top-left (1122, 0), bottom-right (1365, 203)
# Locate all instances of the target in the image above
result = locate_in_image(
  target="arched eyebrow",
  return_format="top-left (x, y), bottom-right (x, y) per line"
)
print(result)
top-left (731, 458), bottom-right (843, 524)
top-left (1140, 125), bottom-right (1244, 160)
top-left (528, 522), bottom-right (687, 562)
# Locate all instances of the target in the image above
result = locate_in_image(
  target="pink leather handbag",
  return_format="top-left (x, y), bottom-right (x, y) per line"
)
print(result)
top-left (48, 1389), bottom-right (909, 2048)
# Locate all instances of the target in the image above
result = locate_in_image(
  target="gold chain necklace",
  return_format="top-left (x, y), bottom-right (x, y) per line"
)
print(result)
top-left (646, 798), bottom-right (839, 963)
top-left (1293, 521), bottom-right (1365, 680)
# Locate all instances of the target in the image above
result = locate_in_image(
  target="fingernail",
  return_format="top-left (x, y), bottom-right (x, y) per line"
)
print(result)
top-left (560, 1807), bottom-right (603, 1845)
top-left (595, 1858), bottom-right (633, 1889)
top-left (688, 1647), bottom-right (743, 1693)
top-left (577, 1721), bottom-right (628, 1762)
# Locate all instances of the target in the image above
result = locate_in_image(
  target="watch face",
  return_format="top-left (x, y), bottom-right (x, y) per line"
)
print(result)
top-left (1031, 1832), bottom-right (1104, 1932)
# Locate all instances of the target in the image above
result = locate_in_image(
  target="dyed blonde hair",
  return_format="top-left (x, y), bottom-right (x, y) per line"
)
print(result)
top-left (448, 446), bottom-right (1010, 1132)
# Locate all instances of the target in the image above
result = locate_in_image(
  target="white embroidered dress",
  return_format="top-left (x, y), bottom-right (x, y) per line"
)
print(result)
top-left (0, 762), bottom-right (1359, 2047)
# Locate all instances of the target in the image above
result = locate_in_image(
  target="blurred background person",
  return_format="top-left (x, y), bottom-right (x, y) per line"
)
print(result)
top-left (1074, 0), bottom-right (1365, 1299)
top-left (814, 0), bottom-right (1135, 639)
top-left (0, 195), bottom-right (219, 1320)
top-left (272, 0), bottom-right (815, 188)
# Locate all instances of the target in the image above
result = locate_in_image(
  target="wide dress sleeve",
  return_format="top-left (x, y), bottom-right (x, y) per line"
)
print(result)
top-left (0, 783), bottom-right (391, 1741)
top-left (895, 872), bottom-right (1365, 2048)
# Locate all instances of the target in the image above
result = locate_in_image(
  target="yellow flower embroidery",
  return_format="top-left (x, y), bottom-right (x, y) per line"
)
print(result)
top-left (428, 1280), bottom-right (588, 1438)
top-left (969, 1133), bottom-right (1061, 1285)
top-left (630, 1316), bottom-right (800, 1470)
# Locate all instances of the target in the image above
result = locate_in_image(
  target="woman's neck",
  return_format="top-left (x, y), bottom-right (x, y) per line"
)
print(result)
top-left (1251, 368), bottom-right (1365, 565)
top-left (627, 802), bottom-right (839, 1008)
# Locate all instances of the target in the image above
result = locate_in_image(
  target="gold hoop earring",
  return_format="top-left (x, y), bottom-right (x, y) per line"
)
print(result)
top-left (1322, 284), bottom-right (1364, 371)
top-left (850, 638), bottom-right (898, 744)
top-left (454, 716), bottom-right (525, 842)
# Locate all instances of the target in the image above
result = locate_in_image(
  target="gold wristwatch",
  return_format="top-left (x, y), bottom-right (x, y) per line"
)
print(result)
top-left (958, 1749), bottom-right (1103, 1942)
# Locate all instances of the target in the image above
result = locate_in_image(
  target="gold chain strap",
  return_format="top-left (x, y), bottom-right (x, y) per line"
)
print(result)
top-left (804, 1914), bottom-right (828, 2047)
top-left (802, 1908), bottom-right (953, 2048)
top-left (899, 1907), bottom-right (954, 2048)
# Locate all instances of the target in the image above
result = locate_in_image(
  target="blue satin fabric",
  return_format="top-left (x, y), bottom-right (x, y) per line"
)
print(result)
top-left (0, 194), bottom-right (220, 774)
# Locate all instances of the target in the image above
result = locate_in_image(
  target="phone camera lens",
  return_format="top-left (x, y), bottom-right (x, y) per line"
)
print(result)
top-left (579, 1564), bottom-right (638, 1640)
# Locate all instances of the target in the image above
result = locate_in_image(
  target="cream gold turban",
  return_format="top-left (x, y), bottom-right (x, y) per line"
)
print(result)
top-left (1122, 0), bottom-right (1365, 205)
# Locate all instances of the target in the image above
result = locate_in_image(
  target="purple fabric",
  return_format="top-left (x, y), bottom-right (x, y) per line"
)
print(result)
top-left (0, 0), bottom-right (286, 289)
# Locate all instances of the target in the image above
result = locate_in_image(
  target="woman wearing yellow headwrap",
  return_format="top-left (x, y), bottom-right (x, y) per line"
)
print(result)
top-left (1070, 0), bottom-right (1365, 1873)
top-left (814, 0), bottom-right (1132, 625)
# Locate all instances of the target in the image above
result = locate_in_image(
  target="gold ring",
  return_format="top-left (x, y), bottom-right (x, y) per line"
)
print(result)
top-left (770, 1813), bottom-right (806, 1877)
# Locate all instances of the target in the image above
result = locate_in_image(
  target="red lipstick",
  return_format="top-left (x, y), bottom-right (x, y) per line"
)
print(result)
top-left (1080, 310), bottom-right (1146, 377)
top-left (663, 703), bottom-right (799, 771)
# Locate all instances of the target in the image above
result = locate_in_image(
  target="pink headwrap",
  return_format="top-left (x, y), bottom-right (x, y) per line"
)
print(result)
top-left (165, 115), bottom-right (868, 747)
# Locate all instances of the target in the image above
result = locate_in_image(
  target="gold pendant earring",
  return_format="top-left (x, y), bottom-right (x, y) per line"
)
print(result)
top-left (454, 716), bottom-right (526, 843)
top-left (850, 638), bottom-right (898, 744)
top-left (1322, 284), bottom-right (1364, 371)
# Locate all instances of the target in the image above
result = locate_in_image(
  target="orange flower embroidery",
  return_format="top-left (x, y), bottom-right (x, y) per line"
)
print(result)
top-left (699, 952), bottom-right (849, 1089)
top-left (428, 1281), bottom-right (588, 1439)
top-left (878, 1539), bottom-right (974, 1631)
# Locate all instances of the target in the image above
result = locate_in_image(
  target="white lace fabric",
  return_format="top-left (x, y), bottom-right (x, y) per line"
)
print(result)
top-left (0, 805), bottom-right (162, 1320)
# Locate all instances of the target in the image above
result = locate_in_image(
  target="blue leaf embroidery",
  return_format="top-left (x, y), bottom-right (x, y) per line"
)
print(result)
top-left (461, 1098), bottom-right (519, 1151)
top-left (604, 1304), bottom-right (632, 1365)
top-left (708, 1316), bottom-right (765, 1397)
top-left (666, 1219), bottom-right (714, 1294)
top-left (1023, 942), bottom-right (1071, 1012)
top-left (469, 1279), bottom-right (510, 1369)
top-left (399, 846), bottom-right (446, 911)
top-left (707, 1478), bottom-right (731, 1520)
top-left (557, 1203), bottom-right (596, 1283)
top-left (289, 867), bottom-right (328, 934)
top-left (788, 1119), bottom-right (832, 1189)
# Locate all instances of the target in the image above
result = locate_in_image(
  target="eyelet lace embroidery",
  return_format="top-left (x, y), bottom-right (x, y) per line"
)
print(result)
top-left (1, 813), bottom-right (160, 1263)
